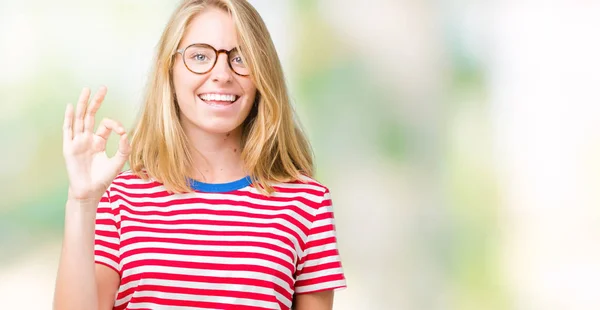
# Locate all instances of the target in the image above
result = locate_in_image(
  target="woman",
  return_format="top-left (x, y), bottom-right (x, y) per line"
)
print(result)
top-left (54, 0), bottom-right (346, 309)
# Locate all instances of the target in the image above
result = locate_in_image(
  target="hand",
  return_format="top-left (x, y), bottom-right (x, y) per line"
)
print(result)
top-left (62, 86), bottom-right (131, 202)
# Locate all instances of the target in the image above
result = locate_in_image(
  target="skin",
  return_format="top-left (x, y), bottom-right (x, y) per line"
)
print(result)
top-left (54, 7), bottom-right (334, 310)
top-left (172, 8), bottom-right (256, 184)
top-left (55, 85), bottom-right (129, 310)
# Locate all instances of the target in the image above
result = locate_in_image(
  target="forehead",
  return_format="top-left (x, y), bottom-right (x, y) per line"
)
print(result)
top-left (180, 7), bottom-right (238, 50)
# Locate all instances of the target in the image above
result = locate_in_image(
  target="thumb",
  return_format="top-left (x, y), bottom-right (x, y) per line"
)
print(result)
top-left (111, 133), bottom-right (131, 169)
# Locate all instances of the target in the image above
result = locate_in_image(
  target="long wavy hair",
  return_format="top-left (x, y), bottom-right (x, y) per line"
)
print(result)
top-left (129, 0), bottom-right (313, 195)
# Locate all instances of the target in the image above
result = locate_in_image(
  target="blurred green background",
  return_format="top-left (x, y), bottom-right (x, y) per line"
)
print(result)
top-left (1, 1), bottom-right (600, 309)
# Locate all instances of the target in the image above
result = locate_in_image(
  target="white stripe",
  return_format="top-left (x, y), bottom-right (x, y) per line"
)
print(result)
top-left (119, 278), bottom-right (291, 306)
top-left (94, 244), bottom-right (119, 257)
top-left (120, 252), bottom-right (293, 276)
top-left (121, 230), bottom-right (296, 258)
top-left (118, 209), bottom-right (309, 241)
top-left (115, 198), bottom-right (314, 227)
top-left (121, 221), bottom-right (304, 254)
top-left (239, 186), bottom-right (323, 201)
top-left (294, 279), bottom-right (347, 294)
top-left (121, 287), bottom-right (279, 309)
top-left (311, 218), bottom-right (335, 229)
top-left (261, 182), bottom-right (326, 193)
top-left (95, 211), bottom-right (115, 220)
top-left (302, 243), bottom-right (338, 258)
top-left (110, 181), bottom-right (184, 195)
top-left (111, 175), bottom-right (156, 186)
top-left (296, 267), bottom-right (344, 281)
top-left (306, 230), bottom-right (336, 242)
top-left (119, 265), bottom-right (293, 298)
top-left (95, 224), bottom-right (118, 237)
top-left (95, 256), bottom-right (119, 271)
top-left (111, 186), bottom-right (320, 213)
top-left (304, 255), bottom-right (341, 268)
top-left (120, 241), bottom-right (293, 264)
top-left (125, 303), bottom-right (214, 310)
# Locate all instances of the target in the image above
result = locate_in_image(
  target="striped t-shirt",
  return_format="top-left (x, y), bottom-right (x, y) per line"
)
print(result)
top-left (94, 171), bottom-right (346, 310)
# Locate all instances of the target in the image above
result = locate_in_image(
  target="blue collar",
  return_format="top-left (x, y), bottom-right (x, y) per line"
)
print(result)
top-left (189, 176), bottom-right (252, 193)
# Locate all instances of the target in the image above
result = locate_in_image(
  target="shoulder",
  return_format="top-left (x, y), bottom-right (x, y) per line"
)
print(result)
top-left (267, 175), bottom-right (332, 204)
top-left (107, 169), bottom-right (164, 194)
top-left (110, 169), bottom-right (148, 184)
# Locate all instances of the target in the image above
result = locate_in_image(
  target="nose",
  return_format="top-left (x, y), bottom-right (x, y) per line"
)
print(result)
top-left (210, 53), bottom-right (234, 83)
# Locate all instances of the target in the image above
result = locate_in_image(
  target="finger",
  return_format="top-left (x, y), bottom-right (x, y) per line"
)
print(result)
top-left (74, 88), bottom-right (91, 134)
top-left (111, 133), bottom-right (131, 171)
top-left (62, 104), bottom-right (74, 145)
top-left (95, 118), bottom-right (124, 141)
top-left (116, 133), bottom-right (131, 158)
top-left (84, 86), bottom-right (107, 133)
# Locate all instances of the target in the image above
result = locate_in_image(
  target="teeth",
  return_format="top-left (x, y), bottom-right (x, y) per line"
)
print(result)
top-left (200, 93), bottom-right (237, 102)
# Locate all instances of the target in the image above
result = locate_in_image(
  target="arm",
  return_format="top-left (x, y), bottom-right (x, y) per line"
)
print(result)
top-left (53, 86), bottom-right (130, 310)
top-left (53, 199), bottom-right (120, 310)
top-left (53, 198), bottom-right (102, 310)
top-left (293, 188), bottom-right (346, 310)
top-left (293, 291), bottom-right (334, 310)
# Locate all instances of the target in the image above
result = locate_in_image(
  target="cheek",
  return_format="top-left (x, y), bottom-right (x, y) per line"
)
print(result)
top-left (241, 80), bottom-right (257, 105)
top-left (172, 68), bottom-right (187, 102)
top-left (172, 64), bottom-right (201, 98)
top-left (172, 63), bottom-right (185, 89)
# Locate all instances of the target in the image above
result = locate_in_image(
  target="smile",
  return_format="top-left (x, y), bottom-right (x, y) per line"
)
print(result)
top-left (198, 93), bottom-right (239, 104)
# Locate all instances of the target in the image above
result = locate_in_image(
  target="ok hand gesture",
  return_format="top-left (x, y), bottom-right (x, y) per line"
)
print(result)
top-left (62, 86), bottom-right (131, 202)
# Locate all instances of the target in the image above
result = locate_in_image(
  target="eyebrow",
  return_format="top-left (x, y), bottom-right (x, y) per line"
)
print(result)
top-left (182, 43), bottom-right (240, 51)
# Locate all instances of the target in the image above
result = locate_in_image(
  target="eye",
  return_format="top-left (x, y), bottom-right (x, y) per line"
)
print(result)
top-left (192, 53), bottom-right (209, 61)
top-left (232, 56), bottom-right (244, 64)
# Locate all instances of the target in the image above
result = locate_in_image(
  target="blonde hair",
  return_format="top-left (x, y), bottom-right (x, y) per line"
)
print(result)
top-left (129, 0), bottom-right (313, 195)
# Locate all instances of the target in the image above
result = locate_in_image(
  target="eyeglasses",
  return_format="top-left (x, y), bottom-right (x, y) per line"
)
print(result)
top-left (175, 43), bottom-right (250, 76)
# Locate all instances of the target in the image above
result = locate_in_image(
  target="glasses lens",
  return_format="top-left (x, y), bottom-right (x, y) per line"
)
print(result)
top-left (183, 45), bottom-right (217, 74)
top-left (229, 49), bottom-right (250, 76)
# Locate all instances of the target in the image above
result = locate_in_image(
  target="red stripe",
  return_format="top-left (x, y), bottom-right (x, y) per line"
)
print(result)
top-left (116, 202), bottom-right (311, 230)
top-left (314, 211), bottom-right (334, 221)
top-left (111, 193), bottom-right (317, 220)
top-left (121, 247), bottom-right (295, 274)
top-left (96, 218), bottom-right (117, 226)
top-left (294, 273), bottom-right (345, 288)
top-left (119, 215), bottom-right (305, 244)
top-left (127, 295), bottom-right (273, 310)
top-left (95, 228), bottom-right (118, 238)
top-left (117, 272), bottom-right (293, 302)
top-left (111, 186), bottom-right (321, 212)
top-left (122, 225), bottom-right (297, 252)
top-left (309, 224), bottom-right (335, 236)
top-left (94, 250), bottom-right (119, 265)
top-left (302, 248), bottom-right (340, 262)
top-left (121, 236), bottom-right (295, 262)
top-left (121, 259), bottom-right (294, 288)
top-left (305, 236), bottom-right (336, 249)
top-left (269, 186), bottom-right (324, 197)
top-left (112, 180), bottom-right (164, 190)
top-left (299, 261), bottom-right (342, 274)
top-left (95, 238), bottom-right (119, 250)
top-left (135, 284), bottom-right (276, 302)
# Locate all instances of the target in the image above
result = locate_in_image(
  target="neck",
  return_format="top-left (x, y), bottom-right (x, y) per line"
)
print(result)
top-left (184, 126), bottom-right (247, 184)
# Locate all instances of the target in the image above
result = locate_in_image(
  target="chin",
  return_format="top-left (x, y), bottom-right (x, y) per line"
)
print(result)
top-left (196, 119), bottom-right (245, 135)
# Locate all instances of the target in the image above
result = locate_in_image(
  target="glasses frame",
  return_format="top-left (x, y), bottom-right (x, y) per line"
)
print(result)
top-left (175, 43), bottom-right (250, 77)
